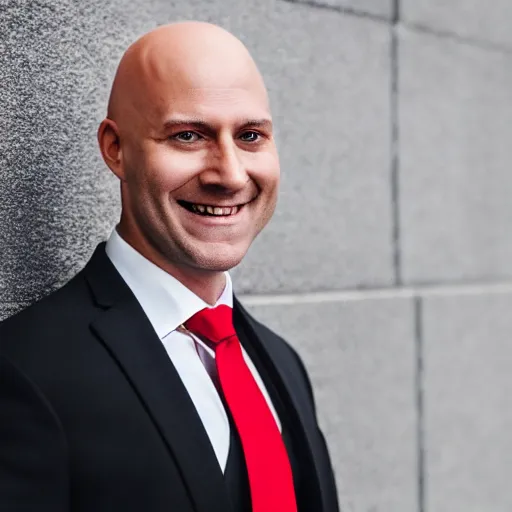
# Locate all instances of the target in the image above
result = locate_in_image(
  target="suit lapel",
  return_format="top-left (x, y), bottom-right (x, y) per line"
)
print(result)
top-left (233, 297), bottom-right (326, 511)
top-left (84, 245), bottom-right (231, 512)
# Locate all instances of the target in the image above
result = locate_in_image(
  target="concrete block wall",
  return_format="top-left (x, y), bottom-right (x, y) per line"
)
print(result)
top-left (1, 1), bottom-right (511, 510)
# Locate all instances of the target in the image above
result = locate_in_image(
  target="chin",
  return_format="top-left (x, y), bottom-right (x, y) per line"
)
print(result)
top-left (191, 244), bottom-right (248, 272)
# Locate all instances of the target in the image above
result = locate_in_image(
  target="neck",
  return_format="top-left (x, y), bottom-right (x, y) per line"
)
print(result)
top-left (116, 224), bottom-right (227, 306)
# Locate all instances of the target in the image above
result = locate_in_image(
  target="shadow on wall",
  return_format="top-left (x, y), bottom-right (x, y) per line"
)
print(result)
top-left (0, 1), bottom-right (158, 309)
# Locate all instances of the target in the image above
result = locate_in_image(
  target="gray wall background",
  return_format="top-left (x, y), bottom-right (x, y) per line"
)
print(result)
top-left (1, 1), bottom-right (511, 510)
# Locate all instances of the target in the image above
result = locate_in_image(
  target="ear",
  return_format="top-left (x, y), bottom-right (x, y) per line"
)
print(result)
top-left (97, 118), bottom-right (125, 181)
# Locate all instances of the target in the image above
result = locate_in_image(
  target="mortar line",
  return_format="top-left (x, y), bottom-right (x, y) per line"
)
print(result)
top-left (392, 0), bottom-right (400, 24)
top-left (279, 0), bottom-right (391, 23)
top-left (390, 18), bottom-right (401, 285)
top-left (280, 0), bottom-right (512, 55)
top-left (401, 21), bottom-right (512, 55)
top-left (414, 297), bottom-right (426, 512)
top-left (237, 279), bottom-right (512, 305)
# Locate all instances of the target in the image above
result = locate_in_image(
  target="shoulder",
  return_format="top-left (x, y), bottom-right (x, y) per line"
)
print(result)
top-left (0, 269), bottom-right (94, 372)
top-left (0, 243), bottom-right (114, 344)
top-left (234, 299), bottom-right (317, 407)
top-left (250, 313), bottom-right (305, 368)
top-left (1, 270), bottom-right (89, 335)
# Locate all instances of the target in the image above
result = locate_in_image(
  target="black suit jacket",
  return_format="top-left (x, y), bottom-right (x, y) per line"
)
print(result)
top-left (0, 244), bottom-right (339, 512)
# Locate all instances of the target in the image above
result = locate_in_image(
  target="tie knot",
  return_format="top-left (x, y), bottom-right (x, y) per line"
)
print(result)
top-left (184, 304), bottom-right (236, 344)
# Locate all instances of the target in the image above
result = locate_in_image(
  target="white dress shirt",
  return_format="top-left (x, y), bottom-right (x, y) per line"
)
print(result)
top-left (105, 228), bottom-right (281, 472)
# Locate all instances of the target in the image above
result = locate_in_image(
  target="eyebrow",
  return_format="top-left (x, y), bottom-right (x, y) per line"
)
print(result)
top-left (162, 118), bottom-right (273, 133)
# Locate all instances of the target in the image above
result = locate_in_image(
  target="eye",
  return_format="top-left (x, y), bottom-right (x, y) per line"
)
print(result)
top-left (173, 131), bottom-right (202, 143)
top-left (239, 131), bottom-right (261, 142)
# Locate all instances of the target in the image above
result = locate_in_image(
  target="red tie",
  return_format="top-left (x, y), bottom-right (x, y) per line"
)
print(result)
top-left (185, 305), bottom-right (297, 512)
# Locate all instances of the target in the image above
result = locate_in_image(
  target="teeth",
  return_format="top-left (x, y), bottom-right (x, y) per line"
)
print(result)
top-left (188, 203), bottom-right (240, 216)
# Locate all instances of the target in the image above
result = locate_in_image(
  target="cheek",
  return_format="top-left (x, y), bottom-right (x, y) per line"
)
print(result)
top-left (143, 150), bottom-right (201, 194)
top-left (243, 144), bottom-right (279, 174)
top-left (253, 155), bottom-right (280, 189)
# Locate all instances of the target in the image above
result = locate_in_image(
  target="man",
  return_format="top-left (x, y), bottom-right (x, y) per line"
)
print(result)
top-left (0, 21), bottom-right (339, 512)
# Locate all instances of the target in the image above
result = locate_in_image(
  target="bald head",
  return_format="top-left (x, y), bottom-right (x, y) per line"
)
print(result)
top-left (97, 21), bottom-right (279, 303)
top-left (107, 21), bottom-right (268, 126)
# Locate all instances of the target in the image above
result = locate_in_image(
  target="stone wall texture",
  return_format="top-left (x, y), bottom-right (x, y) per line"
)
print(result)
top-left (1, 1), bottom-right (511, 510)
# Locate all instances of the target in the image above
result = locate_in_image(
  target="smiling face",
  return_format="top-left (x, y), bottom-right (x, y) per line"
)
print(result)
top-left (122, 86), bottom-right (279, 273)
top-left (98, 23), bottom-right (279, 299)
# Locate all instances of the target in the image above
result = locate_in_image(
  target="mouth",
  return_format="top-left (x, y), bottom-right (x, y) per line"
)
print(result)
top-left (177, 199), bottom-right (251, 217)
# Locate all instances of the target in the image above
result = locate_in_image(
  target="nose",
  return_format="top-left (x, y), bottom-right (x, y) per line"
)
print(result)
top-left (199, 138), bottom-right (248, 191)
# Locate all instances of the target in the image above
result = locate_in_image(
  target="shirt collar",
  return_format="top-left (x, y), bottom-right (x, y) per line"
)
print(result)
top-left (105, 228), bottom-right (233, 340)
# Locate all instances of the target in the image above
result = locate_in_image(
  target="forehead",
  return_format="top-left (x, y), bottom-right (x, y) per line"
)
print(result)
top-left (139, 45), bottom-right (270, 125)
top-left (161, 87), bottom-right (270, 123)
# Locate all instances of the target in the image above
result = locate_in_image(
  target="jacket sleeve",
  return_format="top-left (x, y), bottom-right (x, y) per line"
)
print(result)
top-left (0, 355), bottom-right (69, 512)
top-left (288, 345), bottom-right (341, 512)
